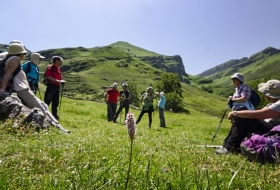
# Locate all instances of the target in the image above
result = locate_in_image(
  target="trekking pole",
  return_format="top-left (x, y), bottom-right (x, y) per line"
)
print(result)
top-left (59, 83), bottom-right (64, 110)
top-left (39, 101), bottom-right (70, 134)
top-left (37, 84), bottom-right (42, 100)
top-left (211, 100), bottom-right (233, 143)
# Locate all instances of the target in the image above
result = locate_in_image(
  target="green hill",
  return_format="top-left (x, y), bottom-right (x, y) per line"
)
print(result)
top-left (2, 41), bottom-right (280, 115)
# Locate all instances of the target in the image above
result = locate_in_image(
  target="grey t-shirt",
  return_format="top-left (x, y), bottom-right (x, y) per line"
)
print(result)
top-left (265, 100), bottom-right (280, 126)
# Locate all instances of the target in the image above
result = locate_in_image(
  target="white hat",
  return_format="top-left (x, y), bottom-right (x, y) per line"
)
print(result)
top-left (8, 43), bottom-right (27, 55)
top-left (160, 91), bottom-right (164, 95)
top-left (31, 53), bottom-right (45, 65)
top-left (258, 79), bottom-right (280, 99)
top-left (113, 83), bottom-right (118, 87)
top-left (231, 73), bottom-right (244, 83)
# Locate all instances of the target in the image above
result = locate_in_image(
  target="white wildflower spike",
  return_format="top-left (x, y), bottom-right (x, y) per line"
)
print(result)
top-left (125, 112), bottom-right (137, 141)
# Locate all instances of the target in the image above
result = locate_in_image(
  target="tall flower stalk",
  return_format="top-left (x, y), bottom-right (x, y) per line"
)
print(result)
top-left (124, 112), bottom-right (137, 190)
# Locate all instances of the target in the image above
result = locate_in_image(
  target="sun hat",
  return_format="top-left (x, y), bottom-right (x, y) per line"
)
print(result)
top-left (146, 86), bottom-right (153, 91)
top-left (8, 43), bottom-right (27, 55)
top-left (113, 83), bottom-right (118, 87)
top-left (30, 53), bottom-right (45, 65)
top-left (258, 79), bottom-right (280, 99)
top-left (9, 40), bottom-right (22, 45)
top-left (231, 73), bottom-right (244, 83)
top-left (160, 91), bottom-right (164, 95)
top-left (122, 83), bottom-right (127, 87)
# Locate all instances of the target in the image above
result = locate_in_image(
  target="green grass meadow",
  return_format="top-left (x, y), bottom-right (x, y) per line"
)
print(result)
top-left (1, 96), bottom-right (280, 189)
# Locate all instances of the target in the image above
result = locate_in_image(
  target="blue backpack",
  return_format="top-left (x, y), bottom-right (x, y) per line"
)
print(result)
top-left (241, 85), bottom-right (261, 109)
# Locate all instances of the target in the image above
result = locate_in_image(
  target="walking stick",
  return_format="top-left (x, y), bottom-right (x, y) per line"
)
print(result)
top-left (211, 100), bottom-right (233, 143)
top-left (37, 84), bottom-right (42, 100)
top-left (59, 83), bottom-right (64, 110)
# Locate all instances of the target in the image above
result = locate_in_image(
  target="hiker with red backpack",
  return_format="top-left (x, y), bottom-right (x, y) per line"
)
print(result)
top-left (22, 53), bottom-right (45, 94)
top-left (216, 79), bottom-right (280, 155)
top-left (44, 56), bottom-right (66, 120)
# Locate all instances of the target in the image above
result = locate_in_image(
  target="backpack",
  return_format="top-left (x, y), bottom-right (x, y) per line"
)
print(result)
top-left (23, 61), bottom-right (39, 83)
top-left (0, 56), bottom-right (22, 91)
top-left (23, 61), bottom-right (31, 75)
top-left (240, 125), bottom-right (280, 163)
top-left (42, 65), bottom-right (54, 86)
top-left (241, 85), bottom-right (261, 109)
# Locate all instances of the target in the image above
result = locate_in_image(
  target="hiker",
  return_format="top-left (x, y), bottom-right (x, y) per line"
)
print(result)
top-left (44, 56), bottom-right (66, 120)
top-left (156, 91), bottom-right (166, 127)
top-left (228, 73), bottom-right (255, 111)
top-left (136, 86), bottom-right (154, 129)
top-left (113, 83), bottom-right (130, 123)
top-left (104, 83), bottom-right (119, 121)
top-left (0, 43), bottom-right (45, 111)
top-left (22, 53), bottom-right (45, 94)
top-left (215, 79), bottom-right (280, 154)
top-left (0, 40), bottom-right (22, 61)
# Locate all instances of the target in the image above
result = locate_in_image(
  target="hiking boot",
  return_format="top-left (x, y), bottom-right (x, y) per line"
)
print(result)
top-left (54, 115), bottom-right (60, 121)
top-left (215, 147), bottom-right (229, 154)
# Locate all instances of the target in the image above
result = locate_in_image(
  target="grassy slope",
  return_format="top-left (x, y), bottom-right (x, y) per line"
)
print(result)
top-left (1, 97), bottom-right (279, 189)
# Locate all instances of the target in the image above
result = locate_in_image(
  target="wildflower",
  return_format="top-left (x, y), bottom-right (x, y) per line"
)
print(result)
top-left (124, 112), bottom-right (137, 190)
top-left (125, 112), bottom-right (137, 141)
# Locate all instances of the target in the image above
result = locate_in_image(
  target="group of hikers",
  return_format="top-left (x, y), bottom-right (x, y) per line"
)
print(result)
top-left (215, 72), bottom-right (280, 159)
top-left (1, 40), bottom-right (280, 162)
top-left (104, 83), bottom-right (166, 129)
top-left (0, 40), bottom-right (65, 121)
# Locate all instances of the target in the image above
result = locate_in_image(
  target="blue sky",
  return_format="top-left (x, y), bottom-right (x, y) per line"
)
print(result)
top-left (1, 0), bottom-right (280, 75)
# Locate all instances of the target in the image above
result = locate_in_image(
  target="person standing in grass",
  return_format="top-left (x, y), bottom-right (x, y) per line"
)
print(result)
top-left (104, 83), bottom-right (119, 122)
top-left (44, 56), bottom-right (66, 120)
top-left (136, 86), bottom-right (154, 129)
top-left (22, 53), bottom-right (45, 94)
top-left (113, 83), bottom-right (130, 123)
top-left (215, 79), bottom-right (280, 155)
top-left (156, 91), bottom-right (166, 127)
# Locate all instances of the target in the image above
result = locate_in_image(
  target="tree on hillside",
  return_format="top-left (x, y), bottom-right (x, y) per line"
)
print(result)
top-left (128, 82), bottom-right (140, 107)
top-left (155, 73), bottom-right (184, 112)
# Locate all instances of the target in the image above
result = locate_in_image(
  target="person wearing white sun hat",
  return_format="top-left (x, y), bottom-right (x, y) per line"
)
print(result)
top-left (0, 43), bottom-right (46, 112)
top-left (215, 79), bottom-right (280, 155)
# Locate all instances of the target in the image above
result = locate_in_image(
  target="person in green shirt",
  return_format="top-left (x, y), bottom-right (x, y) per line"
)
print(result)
top-left (136, 86), bottom-right (154, 129)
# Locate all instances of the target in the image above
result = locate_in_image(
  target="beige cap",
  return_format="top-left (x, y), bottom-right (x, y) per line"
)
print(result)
top-left (8, 43), bottom-right (27, 55)
top-left (258, 79), bottom-right (280, 99)
top-left (31, 53), bottom-right (45, 65)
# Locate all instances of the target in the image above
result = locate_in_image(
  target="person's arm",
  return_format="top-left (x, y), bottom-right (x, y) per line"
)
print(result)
top-left (0, 57), bottom-right (19, 92)
top-left (232, 85), bottom-right (250, 102)
top-left (126, 91), bottom-right (131, 100)
top-left (104, 92), bottom-right (108, 103)
top-left (140, 94), bottom-right (144, 103)
top-left (228, 107), bottom-right (280, 121)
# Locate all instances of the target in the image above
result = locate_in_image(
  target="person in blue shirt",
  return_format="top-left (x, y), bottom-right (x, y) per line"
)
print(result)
top-left (156, 91), bottom-right (166, 127)
top-left (22, 53), bottom-right (45, 94)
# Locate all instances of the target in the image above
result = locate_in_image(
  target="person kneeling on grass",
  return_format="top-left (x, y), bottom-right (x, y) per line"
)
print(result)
top-left (215, 79), bottom-right (280, 154)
